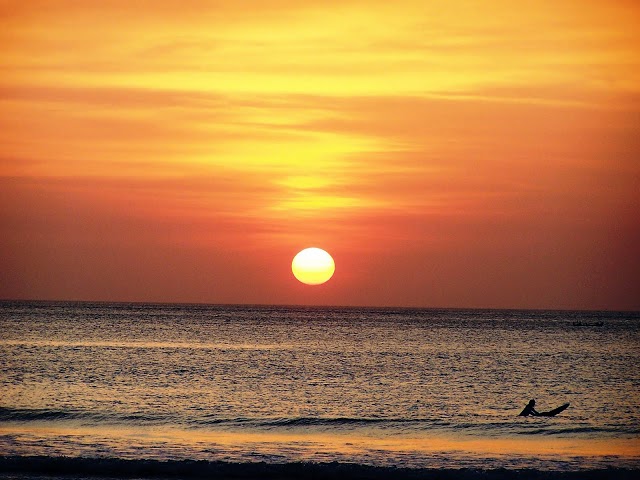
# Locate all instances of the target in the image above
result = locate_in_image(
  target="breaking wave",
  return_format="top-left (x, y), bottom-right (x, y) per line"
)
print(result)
top-left (2, 407), bottom-right (638, 436)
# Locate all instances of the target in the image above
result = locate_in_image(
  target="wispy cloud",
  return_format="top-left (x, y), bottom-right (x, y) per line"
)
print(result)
top-left (1, 0), bottom-right (638, 307)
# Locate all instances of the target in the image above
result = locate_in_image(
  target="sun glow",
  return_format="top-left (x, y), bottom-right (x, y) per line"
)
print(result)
top-left (291, 248), bottom-right (335, 285)
top-left (0, 1), bottom-right (638, 309)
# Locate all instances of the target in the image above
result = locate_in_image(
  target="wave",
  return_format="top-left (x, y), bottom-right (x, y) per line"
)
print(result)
top-left (0, 455), bottom-right (637, 479)
top-left (202, 416), bottom-right (417, 427)
top-left (516, 426), bottom-right (633, 436)
top-left (0, 407), bottom-right (86, 422)
top-left (0, 407), bottom-right (165, 424)
top-left (3, 407), bottom-right (638, 437)
top-left (0, 408), bottom-right (434, 428)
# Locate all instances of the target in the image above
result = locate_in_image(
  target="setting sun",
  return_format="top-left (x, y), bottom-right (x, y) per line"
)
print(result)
top-left (292, 248), bottom-right (335, 285)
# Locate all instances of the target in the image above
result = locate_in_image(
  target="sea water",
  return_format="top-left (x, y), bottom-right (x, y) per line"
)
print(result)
top-left (1, 301), bottom-right (639, 477)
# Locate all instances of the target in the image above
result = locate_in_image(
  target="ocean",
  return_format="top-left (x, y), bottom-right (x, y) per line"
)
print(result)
top-left (1, 301), bottom-right (639, 479)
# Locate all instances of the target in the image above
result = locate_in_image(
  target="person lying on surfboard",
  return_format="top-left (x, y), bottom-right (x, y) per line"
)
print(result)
top-left (519, 399), bottom-right (540, 416)
top-left (519, 399), bottom-right (570, 416)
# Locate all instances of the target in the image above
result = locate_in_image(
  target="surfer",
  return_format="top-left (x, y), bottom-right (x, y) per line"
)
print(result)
top-left (519, 399), bottom-right (539, 416)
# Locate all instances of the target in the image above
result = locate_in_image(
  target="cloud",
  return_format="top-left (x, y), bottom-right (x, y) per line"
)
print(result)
top-left (1, 0), bottom-right (639, 307)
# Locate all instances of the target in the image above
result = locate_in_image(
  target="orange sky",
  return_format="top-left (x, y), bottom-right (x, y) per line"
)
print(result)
top-left (1, 0), bottom-right (639, 309)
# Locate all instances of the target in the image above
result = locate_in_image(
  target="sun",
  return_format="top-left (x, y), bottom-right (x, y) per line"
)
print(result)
top-left (292, 248), bottom-right (335, 285)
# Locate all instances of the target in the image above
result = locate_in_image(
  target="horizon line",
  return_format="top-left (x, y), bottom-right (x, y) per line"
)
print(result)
top-left (1, 297), bottom-right (638, 314)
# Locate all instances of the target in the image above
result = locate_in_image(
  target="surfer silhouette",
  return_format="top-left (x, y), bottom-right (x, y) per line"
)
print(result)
top-left (518, 399), bottom-right (570, 417)
top-left (519, 399), bottom-right (539, 416)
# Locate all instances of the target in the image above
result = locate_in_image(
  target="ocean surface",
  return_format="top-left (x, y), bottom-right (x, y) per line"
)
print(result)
top-left (1, 301), bottom-right (639, 478)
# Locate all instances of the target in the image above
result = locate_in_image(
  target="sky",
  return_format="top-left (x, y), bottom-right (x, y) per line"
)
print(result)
top-left (1, 0), bottom-right (639, 310)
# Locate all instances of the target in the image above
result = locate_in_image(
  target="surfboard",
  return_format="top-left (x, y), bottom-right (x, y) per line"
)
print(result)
top-left (538, 403), bottom-right (570, 417)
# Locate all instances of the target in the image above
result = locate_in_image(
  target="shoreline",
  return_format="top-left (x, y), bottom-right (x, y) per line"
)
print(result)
top-left (2, 422), bottom-right (639, 470)
top-left (1, 456), bottom-right (639, 480)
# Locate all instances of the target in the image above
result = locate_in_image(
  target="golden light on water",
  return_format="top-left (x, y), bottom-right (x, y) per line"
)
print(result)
top-left (292, 248), bottom-right (335, 285)
top-left (2, 423), bottom-right (636, 460)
